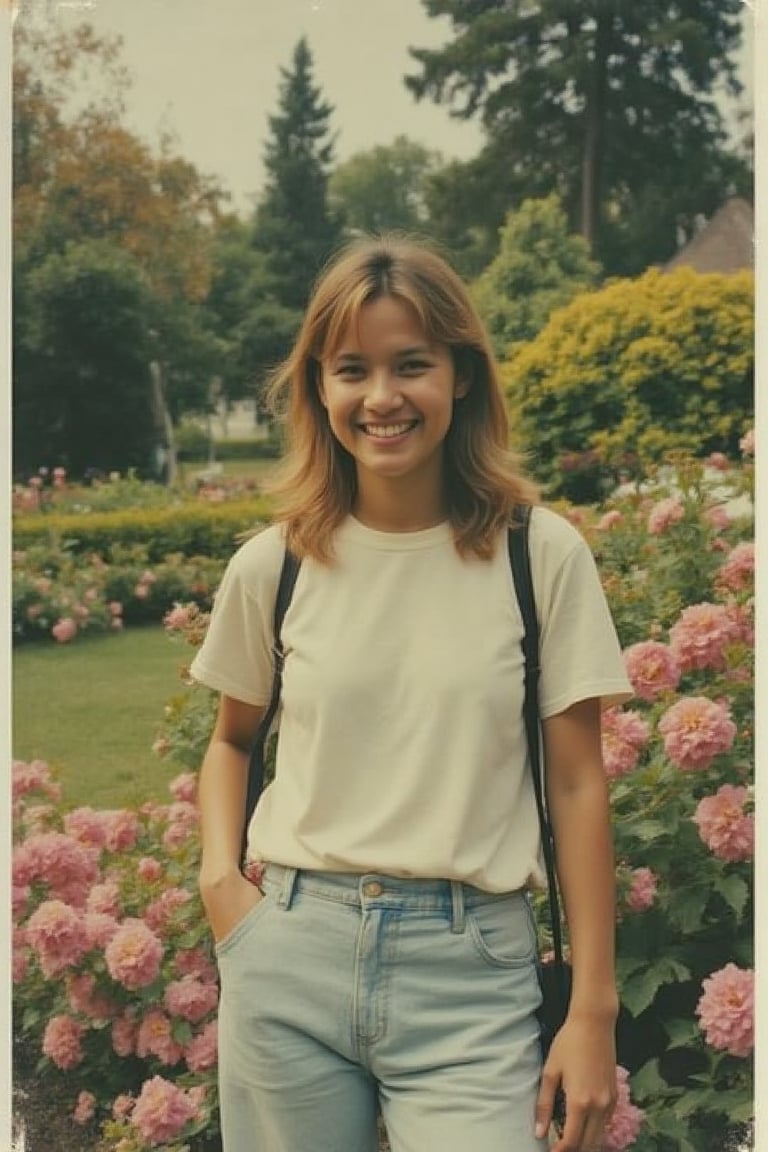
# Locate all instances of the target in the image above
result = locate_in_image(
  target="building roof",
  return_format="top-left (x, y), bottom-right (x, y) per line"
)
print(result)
top-left (664, 197), bottom-right (754, 275)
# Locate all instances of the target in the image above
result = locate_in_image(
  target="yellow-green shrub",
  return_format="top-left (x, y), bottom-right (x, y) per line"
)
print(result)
top-left (503, 267), bottom-right (753, 502)
top-left (12, 498), bottom-right (273, 562)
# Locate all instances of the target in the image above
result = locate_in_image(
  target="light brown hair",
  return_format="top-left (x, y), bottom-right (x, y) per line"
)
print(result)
top-left (264, 234), bottom-right (538, 562)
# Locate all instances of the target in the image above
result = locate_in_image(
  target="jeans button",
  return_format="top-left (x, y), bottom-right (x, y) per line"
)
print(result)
top-left (363, 881), bottom-right (383, 898)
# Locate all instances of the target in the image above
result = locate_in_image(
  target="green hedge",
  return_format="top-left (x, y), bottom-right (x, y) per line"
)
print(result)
top-left (179, 437), bottom-right (283, 463)
top-left (12, 499), bottom-right (274, 562)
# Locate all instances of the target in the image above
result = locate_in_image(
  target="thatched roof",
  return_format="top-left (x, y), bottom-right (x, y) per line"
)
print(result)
top-left (664, 197), bottom-right (754, 274)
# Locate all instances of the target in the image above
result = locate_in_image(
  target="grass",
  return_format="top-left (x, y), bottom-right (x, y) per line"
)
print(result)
top-left (12, 627), bottom-right (190, 809)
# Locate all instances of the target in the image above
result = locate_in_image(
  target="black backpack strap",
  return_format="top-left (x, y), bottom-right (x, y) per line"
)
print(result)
top-left (507, 506), bottom-right (569, 1019)
top-left (242, 546), bottom-right (301, 861)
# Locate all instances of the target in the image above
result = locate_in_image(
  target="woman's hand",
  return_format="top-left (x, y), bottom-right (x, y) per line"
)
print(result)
top-left (535, 1012), bottom-right (617, 1151)
top-left (199, 866), bottom-right (264, 944)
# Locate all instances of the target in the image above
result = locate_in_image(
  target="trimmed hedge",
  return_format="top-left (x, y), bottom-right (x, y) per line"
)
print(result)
top-left (12, 498), bottom-right (273, 562)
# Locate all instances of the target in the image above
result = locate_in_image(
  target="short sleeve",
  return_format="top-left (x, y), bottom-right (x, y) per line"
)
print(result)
top-left (189, 525), bottom-right (285, 706)
top-left (530, 508), bottom-right (633, 718)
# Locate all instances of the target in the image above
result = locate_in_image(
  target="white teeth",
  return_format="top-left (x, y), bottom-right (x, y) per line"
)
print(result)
top-left (364, 422), bottom-right (413, 439)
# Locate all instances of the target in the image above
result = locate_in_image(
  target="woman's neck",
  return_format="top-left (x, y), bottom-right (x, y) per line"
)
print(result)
top-left (353, 473), bottom-right (446, 533)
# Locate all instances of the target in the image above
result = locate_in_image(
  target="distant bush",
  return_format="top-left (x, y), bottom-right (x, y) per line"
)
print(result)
top-left (503, 268), bottom-right (753, 502)
top-left (12, 500), bottom-right (272, 563)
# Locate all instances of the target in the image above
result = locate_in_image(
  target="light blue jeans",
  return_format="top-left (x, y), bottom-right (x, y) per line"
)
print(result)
top-left (216, 864), bottom-right (548, 1152)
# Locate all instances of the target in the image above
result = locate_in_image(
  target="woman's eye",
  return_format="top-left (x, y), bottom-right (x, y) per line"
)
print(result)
top-left (399, 360), bottom-right (430, 374)
top-left (335, 365), bottom-right (365, 379)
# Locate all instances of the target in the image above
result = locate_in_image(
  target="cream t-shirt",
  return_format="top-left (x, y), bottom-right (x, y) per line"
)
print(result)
top-left (190, 508), bottom-right (632, 892)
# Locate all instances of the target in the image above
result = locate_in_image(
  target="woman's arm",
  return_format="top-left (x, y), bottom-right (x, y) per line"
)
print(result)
top-left (197, 694), bottom-right (266, 942)
top-left (534, 696), bottom-right (618, 1152)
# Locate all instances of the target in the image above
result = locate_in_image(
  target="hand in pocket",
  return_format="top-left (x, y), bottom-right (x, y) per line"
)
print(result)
top-left (201, 869), bottom-right (265, 943)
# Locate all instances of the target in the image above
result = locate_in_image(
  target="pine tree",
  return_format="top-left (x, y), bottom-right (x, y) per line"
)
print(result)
top-left (253, 37), bottom-right (342, 311)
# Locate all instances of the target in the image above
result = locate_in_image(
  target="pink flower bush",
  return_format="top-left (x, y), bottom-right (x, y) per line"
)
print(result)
top-left (647, 496), bottom-right (685, 535)
top-left (602, 1065), bottom-right (645, 1149)
top-left (105, 918), bottom-right (164, 990)
top-left (657, 696), bottom-right (737, 771)
top-left (696, 964), bottom-right (754, 1057)
top-left (739, 428), bottom-right (754, 456)
top-left (42, 1014), bottom-right (85, 1070)
top-left (143, 886), bottom-right (192, 936)
top-left (13, 829), bottom-right (99, 907)
top-left (169, 771), bottom-right (197, 803)
top-left (111, 1013), bottom-right (139, 1058)
top-left (627, 868), bottom-right (658, 912)
top-left (693, 785), bottom-right (754, 863)
top-left (601, 709), bottom-right (651, 778)
top-left (130, 1076), bottom-right (199, 1145)
top-left (668, 602), bottom-right (741, 672)
top-left (716, 542), bottom-right (755, 594)
top-left (596, 510), bottom-right (623, 531)
top-left (137, 856), bottom-right (163, 882)
top-left (623, 640), bottom-right (680, 701)
top-left (12, 759), bottom-right (61, 804)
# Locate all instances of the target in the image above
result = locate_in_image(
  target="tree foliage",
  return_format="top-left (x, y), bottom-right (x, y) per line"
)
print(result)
top-left (329, 135), bottom-right (444, 235)
top-left (472, 193), bottom-right (600, 356)
top-left (407, 0), bottom-right (751, 276)
top-left (12, 23), bottom-right (226, 475)
top-left (503, 267), bottom-right (754, 501)
top-left (252, 37), bottom-right (342, 312)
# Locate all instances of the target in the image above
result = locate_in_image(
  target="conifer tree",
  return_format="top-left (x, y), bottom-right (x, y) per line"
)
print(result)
top-left (253, 37), bottom-right (342, 311)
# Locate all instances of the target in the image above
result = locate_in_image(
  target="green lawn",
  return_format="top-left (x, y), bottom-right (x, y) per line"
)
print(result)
top-left (12, 627), bottom-right (190, 809)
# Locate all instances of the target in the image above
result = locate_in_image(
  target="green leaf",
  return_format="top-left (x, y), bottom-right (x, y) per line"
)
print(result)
top-left (712, 873), bottom-right (750, 919)
top-left (667, 883), bottom-right (711, 934)
top-left (664, 1017), bottom-right (699, 1050)
top-left (631, 819), bottom-right (668, 843)
top-left (621, 958), bottom-right (690, 1015)
top-left (630, 1058), bottom-right (669, 1101)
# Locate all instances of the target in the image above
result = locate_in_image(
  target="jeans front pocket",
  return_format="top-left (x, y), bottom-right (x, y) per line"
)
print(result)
top-left (466, 894), bottom-right (537, 969)
top-left (215, 890), bottom-right (274, 959)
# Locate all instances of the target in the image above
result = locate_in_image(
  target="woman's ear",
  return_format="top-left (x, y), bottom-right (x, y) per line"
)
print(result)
top-left (454, 379), bottom-right (469, 400)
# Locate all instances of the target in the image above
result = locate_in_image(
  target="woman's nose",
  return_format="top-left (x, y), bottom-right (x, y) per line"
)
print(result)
top-left (363, 370), bottom-right (404, 410)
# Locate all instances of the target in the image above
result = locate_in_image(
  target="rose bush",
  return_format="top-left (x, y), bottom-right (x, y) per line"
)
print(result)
top-left (12, 443), bottom-right (753, 1150)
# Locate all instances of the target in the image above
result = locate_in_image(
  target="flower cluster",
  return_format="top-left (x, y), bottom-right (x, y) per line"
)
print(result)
top-left (12, 760), bottom-right (219, 1149)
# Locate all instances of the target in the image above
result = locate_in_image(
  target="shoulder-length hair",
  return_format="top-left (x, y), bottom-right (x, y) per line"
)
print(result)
top-left (264, 233), bottom-right (538, 562)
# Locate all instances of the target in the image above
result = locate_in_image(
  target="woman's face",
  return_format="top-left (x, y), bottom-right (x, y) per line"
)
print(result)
top-left (319, 295), bottom-right (466, 500)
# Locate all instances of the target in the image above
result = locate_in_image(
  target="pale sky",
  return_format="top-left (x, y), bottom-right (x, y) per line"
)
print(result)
top-left (17, 0), bottom-right (755, 217)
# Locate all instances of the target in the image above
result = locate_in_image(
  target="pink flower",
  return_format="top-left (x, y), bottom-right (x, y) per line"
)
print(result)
top-left (602, 1065), bottom-right (644, 1149)
top-left (134, 583), bottom-right (151, 599)
top-left (152, 736), bottom-right (170, 758)
top-left (185, 1019), bottom-right (218, 1073)
top-left (716, 542), bottom-right (755, 594)
top-left (739, 428), bottom-right (754, 456)
top-left (647, 496), bottom-right (685, 535)
top-left (65, 806), bottom-right (109, 849)
top-left (169, 772), bottom-right (197, 803)
top-left (164, 603), bottom-right (192, 630)
top-left (144, 887), bottom-right (192, 935)
top-left (623, 641), bottom-right (680, 701)
top-left (596, 510), bottom-right (623, 531)
top-left (26, 900), bottom-right (87, 977)
top-left (112, 1094), bottom-right (135, 1119)
top-left (693, 785), bottom-right (754, 862)
top-left (13, 830), bottom-right (99, 908)
top-left (111, 616), bottom-right (124, 631)
top-left (51, 616), bottom-right (78, 643)
top-left (42, 1015), bottom-right (85, 1070)
top-left (138, 856), bottom-right (163, 882)
top-left (73, 1091), bottom-right (96, 1125)
top-left (164, 976), bottom-right (219, 1023)
top-left (696, 964), bottom-right (753, 1057)
top-left (130, 1076), bottom-right (197, 1145)
top-left (627, 867), bottom-right (658, 912)
top-left (109, 600), bottom-right (123, 616)
top-left (658, 696), bottom-right (737, 771)
top-left (704, 503), bottom-right (730, 531)
top-left (83, 911), bottom-right (121, 949)
top-left (87, 880), bottom-right (121, 917)
top-left (102, 809), bottom-right (140, 852)
top-left (601, 709), bottom-right (651, 779)
top-left (136, 1009), bottom-right (185, 1066)
top-left (84, 586), bottom-right (99, 603)
top-left (105, 918), bottom-right (164, 990)
top-left (669, 603), bottom-right (741, 672)
top-left (111, 1014), bottom-right (138, 1057)
top-left (174, 947), bottom-right (218, 983)
top-left (12, 759), bottom-right (61, 803)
